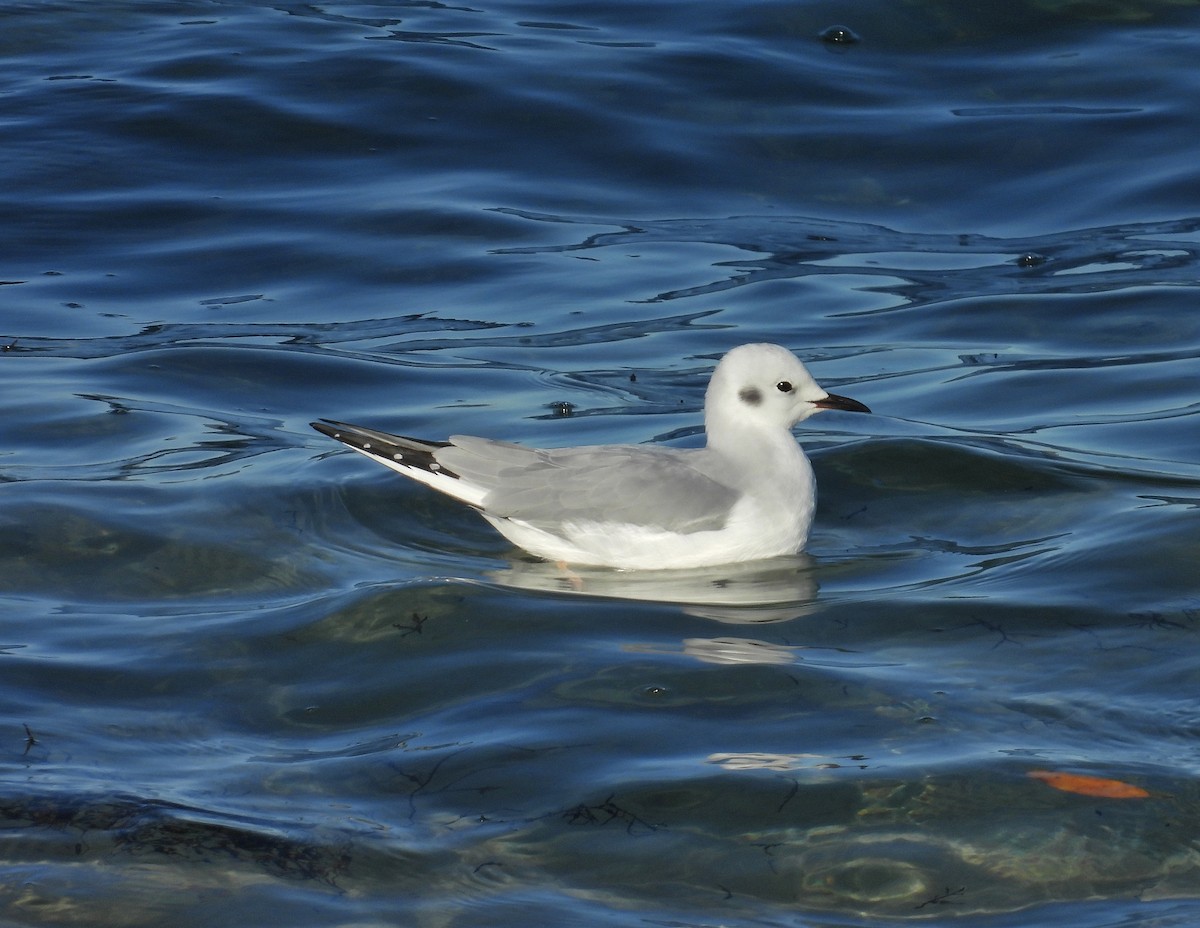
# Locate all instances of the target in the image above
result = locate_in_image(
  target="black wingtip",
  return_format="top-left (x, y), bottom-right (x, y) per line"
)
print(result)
top-left (310, 419), bottom-right (342, 437)
top-left (309, 419), bottom-right (460, 479)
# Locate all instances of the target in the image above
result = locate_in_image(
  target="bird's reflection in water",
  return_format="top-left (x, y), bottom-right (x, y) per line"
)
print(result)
top-left (677, 636), bottom-right (803, 665)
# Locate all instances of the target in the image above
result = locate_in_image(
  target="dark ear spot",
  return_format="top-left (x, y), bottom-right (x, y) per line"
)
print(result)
top-left (738, 386), bottom-right (763, 406)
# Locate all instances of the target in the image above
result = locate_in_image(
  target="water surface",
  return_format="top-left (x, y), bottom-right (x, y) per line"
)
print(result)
top-left (2, 1), bottom-right (1199, 926)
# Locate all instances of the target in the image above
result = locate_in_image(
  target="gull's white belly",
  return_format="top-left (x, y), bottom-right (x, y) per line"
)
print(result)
top-left (486, 490), bottom-right (814, 570)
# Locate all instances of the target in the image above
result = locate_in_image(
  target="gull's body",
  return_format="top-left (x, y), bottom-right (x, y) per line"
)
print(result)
top-left (311, 343), bottom-right (869, 570)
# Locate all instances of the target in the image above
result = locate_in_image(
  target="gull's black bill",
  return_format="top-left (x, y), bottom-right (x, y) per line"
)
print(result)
top-left (813, 392), bottom-right (871, 414)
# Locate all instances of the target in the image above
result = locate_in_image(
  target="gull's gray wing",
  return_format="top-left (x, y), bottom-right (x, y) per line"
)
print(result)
top-left (435, 436), bottom-right (739, 534)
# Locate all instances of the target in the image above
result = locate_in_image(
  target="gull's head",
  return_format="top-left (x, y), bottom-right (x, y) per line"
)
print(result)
top-left (704, 343), bottom-right (870, 436)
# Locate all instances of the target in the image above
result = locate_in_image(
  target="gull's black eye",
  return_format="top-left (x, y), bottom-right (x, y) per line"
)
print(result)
top-left (776, 381), bottom-right (793, 393)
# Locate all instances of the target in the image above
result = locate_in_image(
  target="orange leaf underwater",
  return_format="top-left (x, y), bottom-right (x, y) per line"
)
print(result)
top-left (1027, 769), bottom-right (1150, 799)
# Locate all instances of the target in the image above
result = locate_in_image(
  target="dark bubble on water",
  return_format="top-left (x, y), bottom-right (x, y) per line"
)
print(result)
top-left (819, 25), bottom-right (861, 48)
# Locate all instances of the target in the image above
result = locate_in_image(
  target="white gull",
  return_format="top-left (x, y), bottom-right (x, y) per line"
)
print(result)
top-left (312, 343), bottom-right (870, 570)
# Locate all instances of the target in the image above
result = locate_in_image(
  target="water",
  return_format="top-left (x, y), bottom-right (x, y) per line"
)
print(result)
top-left (2, 1), bottom-right (1199, 925)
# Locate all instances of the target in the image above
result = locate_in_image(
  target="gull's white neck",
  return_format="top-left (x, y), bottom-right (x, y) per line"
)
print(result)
top-left (703, 414), bottom-right (817, 556)
top-left (705, 415), bottom-right (813, 492)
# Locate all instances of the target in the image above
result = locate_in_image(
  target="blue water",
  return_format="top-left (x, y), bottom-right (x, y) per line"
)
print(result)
top-left (3, 1), bottom-right (1200, 925)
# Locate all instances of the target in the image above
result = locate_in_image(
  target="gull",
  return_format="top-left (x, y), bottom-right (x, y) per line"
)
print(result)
top-left (311, 343), bottom-right (870, 570)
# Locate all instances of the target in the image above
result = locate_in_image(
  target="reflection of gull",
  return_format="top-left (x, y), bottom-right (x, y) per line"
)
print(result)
top-left (709, 752), bottom-right (843, 770)
top-left (681, 637), bottom-right (803, 664)
top-left (312, 343), bottom-right (868, 569)
top-left (492, 554), bottom-right (818, 624)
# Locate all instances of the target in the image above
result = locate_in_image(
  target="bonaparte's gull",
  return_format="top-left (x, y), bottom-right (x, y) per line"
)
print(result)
top-left (312, 343), bottom-right (869, 570)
